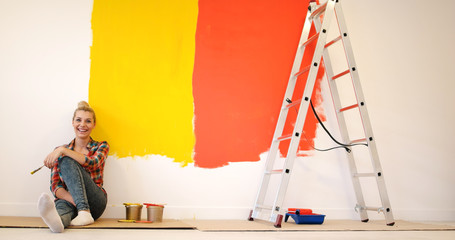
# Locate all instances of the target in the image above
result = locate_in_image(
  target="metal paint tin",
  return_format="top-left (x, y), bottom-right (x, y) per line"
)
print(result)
top-left (144, 203), bottom-right (164, 222)
top-left (124, 203), bottom-right (143, 221)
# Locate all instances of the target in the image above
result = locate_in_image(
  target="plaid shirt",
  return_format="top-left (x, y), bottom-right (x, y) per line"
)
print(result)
top-left (50, 138), bottom-right (109, 197)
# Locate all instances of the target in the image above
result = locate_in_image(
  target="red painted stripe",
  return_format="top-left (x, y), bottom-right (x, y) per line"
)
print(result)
top-left (192, 0), bottom-right (324, 168)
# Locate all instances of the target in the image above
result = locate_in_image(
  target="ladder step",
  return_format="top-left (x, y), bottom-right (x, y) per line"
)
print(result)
top-left (365, 206), bottom-right (386, 213)
top-left (302, 33), bottom-right (341, 53)
top-left (283, 99), bottom-right (301, 110)
top-left (256, 205), bottom-right (273, 210)
top-left (265, 169), bottom-right (283, 175)
top-left (301, 33), bottom-right (319, 48)
top-left (354, 173), bottom-right (376, 178)
top-left (276, 134), bottom-right (292, 142)
top-left (339, 104), bottom-right (358, 113)
top-left (296, 150), bottom-right (313, 157)
top-left (350, 138), bottom-right (367, 144)
top-left (325, 35), bottom-right (342, 48)
top-left (309, 2), bottom-right (327, 19)
top-left (302, 34), bottom-right (341, 54)
top-left (294, 64), bottom-right (311, 77)
top-left (356, 204), bottom-right (388, 213)
top-left (332, 69), bottom-right (350, 80)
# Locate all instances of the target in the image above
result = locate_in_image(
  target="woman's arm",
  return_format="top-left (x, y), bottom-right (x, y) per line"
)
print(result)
top-left (59, 147), bottom-right (86, 165)
top-left (44, 147), bottom-right (86, 168)
top-left (44, 141), bottom-right (109, 170)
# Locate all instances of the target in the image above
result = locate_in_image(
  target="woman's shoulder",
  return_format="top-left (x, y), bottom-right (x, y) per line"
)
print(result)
top-left (89, 138), bottom-right (109, 149)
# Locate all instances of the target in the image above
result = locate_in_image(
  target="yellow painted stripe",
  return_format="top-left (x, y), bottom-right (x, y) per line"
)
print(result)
top-left (89, 0), bottom-right (197, 166)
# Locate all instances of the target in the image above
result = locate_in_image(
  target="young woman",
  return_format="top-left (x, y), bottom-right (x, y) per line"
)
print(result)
top-left (38, 101), bottom-right (109, 233)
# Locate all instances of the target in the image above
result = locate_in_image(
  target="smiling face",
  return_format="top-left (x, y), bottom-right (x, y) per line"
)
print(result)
top-left (72, 110), bottom-right (96, 140)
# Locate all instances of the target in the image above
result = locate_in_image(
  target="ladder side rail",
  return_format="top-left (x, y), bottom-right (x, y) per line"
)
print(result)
top-left (334, 3), bottom-right (379, 171)
top-left (270, 0), bottom-right (338, 223)
top-left (251, 3), bottom-right (316, 219)
top-left (334, 2), bottom-right (394, 224)
top-left (313, 12), bottom-right (369, 222)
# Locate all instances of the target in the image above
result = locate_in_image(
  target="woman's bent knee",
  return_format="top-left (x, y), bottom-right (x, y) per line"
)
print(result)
top-left (58, 156), bottom-right (83, 175)
top-left (59, 156), bottom-right (78, 169)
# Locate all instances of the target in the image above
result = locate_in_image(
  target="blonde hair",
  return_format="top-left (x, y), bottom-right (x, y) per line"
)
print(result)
top-left (73, 101), bottom-right (96, 123)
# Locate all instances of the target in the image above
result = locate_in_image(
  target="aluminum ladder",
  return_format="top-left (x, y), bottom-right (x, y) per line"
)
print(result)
top-left (248, 0), bottom-right (395, 228)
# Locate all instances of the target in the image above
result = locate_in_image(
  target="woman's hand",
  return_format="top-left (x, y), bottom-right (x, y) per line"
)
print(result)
top-left (44, 147), bottom-right (65, 169)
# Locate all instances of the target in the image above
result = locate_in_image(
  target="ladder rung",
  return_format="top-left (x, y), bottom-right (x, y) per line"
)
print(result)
top-left (283, 99), bottom-right (302, 110)
top-left (276, 134), bottom-right (292, 142)
top-left (256, 205), bottom-right (273, 210)
top-left (296, 150), bottom-right (312, 157)
top-left (350, 138), bottom-right (367, 144)
top-left (294, 65), bottom-right (311, 77)
top-left (356, 205), bottom-right (386, 213)
top-left (332, 69), bottom-right (350, 80)
top-left (365, 206), bottom-right (385, 212)
top-left (339, 104), bottom-right (358, 113)
top-left (265, 169), bottom-right (283, 175)
top-left (354, 173), bottom-right (376, 178)
top-left (325, 35), bottom-right (342, 48)
top-left (301, 33), bottom-right (319, 48)
top-left (310, 2), bottom-right (328, 19)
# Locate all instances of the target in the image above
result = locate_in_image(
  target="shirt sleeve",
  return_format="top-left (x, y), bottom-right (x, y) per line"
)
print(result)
top-left (83, 141), bottom-right (109, 170)
top-left (50, 163), bottom-right (64, 197)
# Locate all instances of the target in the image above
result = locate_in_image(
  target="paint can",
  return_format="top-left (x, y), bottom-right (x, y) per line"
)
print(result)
top-left (124, 203), bottom-right (143, 221)
top-left (144, 203), bottom-right (164, 222)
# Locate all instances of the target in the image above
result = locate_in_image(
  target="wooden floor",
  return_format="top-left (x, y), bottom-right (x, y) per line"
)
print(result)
top-left (1, 216), bottom-right (455, 240)
top-left (2, 216), bottom-right (455, 231)
top-left (1, 227), bottom-right (455, 240)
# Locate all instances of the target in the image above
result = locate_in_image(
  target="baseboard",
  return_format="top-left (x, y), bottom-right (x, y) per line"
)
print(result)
top-left (1, 202), bottom-right (454, 222)
top-left (102, 205), bottom-right (254, 220)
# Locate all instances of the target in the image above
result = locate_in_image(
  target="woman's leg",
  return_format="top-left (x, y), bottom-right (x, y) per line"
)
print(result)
top-left (55, 199), bottom-right (78, 227)
top-left (58, 156), bottom-right (107, 225)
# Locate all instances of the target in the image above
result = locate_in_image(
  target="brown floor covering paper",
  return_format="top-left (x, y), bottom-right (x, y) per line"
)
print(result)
top-left (1, 216), bottom-right (454, 231)
top-left (0, 217), bottom-right (194, 229)
top-left (182, 219), bottom-right (455, 231)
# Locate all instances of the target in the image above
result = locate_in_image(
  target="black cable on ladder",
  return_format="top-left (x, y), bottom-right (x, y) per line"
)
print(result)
top-left (310, 100), bottom-right (348, 152)
top-left (286, 98), bottom-right (368, 152)
top-left (301, 131), bottom-right (353, 152)
top-left (309, 99), bottom-right (368, 152)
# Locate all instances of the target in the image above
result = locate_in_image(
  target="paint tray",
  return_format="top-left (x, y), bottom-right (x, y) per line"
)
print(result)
top-left (284, 209), bottom-right (325, 224)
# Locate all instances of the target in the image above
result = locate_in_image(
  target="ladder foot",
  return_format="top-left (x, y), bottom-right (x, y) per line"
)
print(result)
top-left (387, 222), bottom-right (395, 226)
top-left (361, 218), bottom-right (369, 223)
top-left (274, 214), bottom-right (283, 228)
top-left (248, 210), bottom-right (254, 221)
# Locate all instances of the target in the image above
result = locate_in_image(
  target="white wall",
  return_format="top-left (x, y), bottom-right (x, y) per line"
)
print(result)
top-left (1, 0), bottom-right (454, 222)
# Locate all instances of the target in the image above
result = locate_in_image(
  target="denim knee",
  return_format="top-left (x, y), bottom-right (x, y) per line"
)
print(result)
top-left (59, 156), bottom-right (79, 171)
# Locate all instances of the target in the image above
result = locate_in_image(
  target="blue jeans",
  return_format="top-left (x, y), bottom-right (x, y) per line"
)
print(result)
top-left (55, 156), bottom-right (107, 227)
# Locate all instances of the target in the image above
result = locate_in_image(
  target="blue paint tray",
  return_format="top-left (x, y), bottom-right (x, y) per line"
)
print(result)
top-left (284, 212), bottom-right (326, 224)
